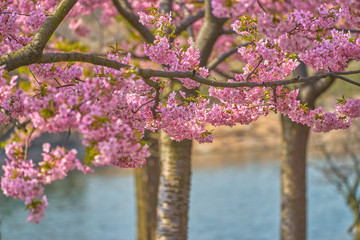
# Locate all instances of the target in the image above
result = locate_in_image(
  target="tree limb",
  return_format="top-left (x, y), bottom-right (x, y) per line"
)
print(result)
top-left (22, 52), bottom-right (359, 89)
top-left (207, 42), bottom-right (252, 70)
top-left (111, 0), bottom-right (155, 43)
top-left (195, 0), bottom-right (227, 67)
top-left (173, 10), bottom-right (205, 37)
top-left (331, 27), bottom-right (360, 34)
top-left (0, 0), bottom-right (78, 70)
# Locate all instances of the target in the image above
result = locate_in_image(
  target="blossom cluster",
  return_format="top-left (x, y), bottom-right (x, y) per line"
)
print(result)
top-left (1, 0), bottom-right (360, 224)
top-left (1, 142), bottom-right (89, 223)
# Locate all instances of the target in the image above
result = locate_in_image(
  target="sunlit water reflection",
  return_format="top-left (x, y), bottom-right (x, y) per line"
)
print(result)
top-left (0, 161), bottom-right (353, 240)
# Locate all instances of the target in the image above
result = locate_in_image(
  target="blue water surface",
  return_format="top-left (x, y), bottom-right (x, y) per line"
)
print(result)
top-left (0, 161), bottom-right (353, 240)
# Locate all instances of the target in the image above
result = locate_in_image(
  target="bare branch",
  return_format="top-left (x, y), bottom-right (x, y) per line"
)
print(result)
top-left (257, 0), bottom-right (267, 14)
top-left (111, 0), bottom-right (155, 43)
top-left (320, 144), bottom-right (352, 194)
top-left (173, 10), bottom-right (205, 37)
top-left (34, 52), bottom-right (360, 89)
top-left (245, 56), bottom-right (263, 81)
top-left (207, 42), bottom-right (252, 70)
top-left (132, 98), bottom-right (156, 114)
top-left (39, 52), bottom-right (129, 70)
top-left (63, 129), bottom-right (71, 147)
top-left (24, 128), bottom-right (36, 161)
top-left (331, 27), bottom-right (360, 34)
top-left (333, 74), bottom-right (360, 87)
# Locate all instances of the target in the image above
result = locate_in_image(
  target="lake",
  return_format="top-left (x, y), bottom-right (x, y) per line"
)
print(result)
top-left (0, 160), bottom-right (353, 240)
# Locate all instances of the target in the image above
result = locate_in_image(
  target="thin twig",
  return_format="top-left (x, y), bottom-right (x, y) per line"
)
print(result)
top-left (132, 98), bottom-right (156, 113)
top-left (245, 56), bottom-right (263, 82)
top-left (0, 106), bottom-right (29, 132)
top-left (0, 12), bottom-right (30, 16)
top-left (28, 68), bottom-right (41, 86)
top-left (273, 87), bottom-right (277, 113)
top-left (333, 74), bottom-right (360, 87)
top-left (207, 42), bottom-right (252, 70)
top-left (288, 24), bottom-right (301, 34)
top-left (63, 129), bottom-right (71, 147)
top-left (173, 10), bottom-right (204, 37)
top-left (331, 27), bottom-right (360, 34)
top-left (257, 0), bottom-right (267, 14)
top-left (151, 89), bottom-right (161, 118)
top-left (24, 128), bottom-right (36, 161)
top-left (53, 78), bottom-right (62, 86)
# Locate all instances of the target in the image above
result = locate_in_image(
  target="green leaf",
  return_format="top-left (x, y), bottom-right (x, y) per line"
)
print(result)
top-left (39, 83), bottom-right (48, 96)
top-left (84, 146), bottom-right (99, 166)
top-left (0, 141), bottom-right (7, 148)
top-left (12, 169), bottom-right (17, 179)
top-left (40, 108), bottom-right (54, 120)
top-left (134, 129), bottom-right (142, 139)
top-left (18, 81), bottom-right (32, 92)
top-left (336, 95), bottom-right (347, 104)
top-left (349, 36), bottom-right (358, 43)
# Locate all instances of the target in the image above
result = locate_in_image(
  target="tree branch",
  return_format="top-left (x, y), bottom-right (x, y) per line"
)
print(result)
top-left (111, 0), bottom-right (155, 43)
top-left (27, 52), bottom-right (360, 89)
top-left (173, 10), bottom-right (205, 37)
top-left (331, 27), bottom-right (360, 34)
top-left (0, 0), bottom-right (78, 71)
top-left (245, 56), bottom-right (263, 81)
top-left (39, 52), bottom-right (129, 70)
top-left (207, 42), bottom-right (252, 70)
top-left (333, 74), bottom-right (360, 87)
top-left (195, 0), bottom-right (227, 67)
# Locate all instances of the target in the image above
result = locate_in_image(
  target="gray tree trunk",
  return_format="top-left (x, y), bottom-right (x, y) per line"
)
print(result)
top-left (280, 116), bottom-right (309, 240)
top-left (156, 131), bottom-right (192, 240)
top-left (280, 62), bottom-right (335, 240)
top-left (135, 131), bottom-right (160, 240)
top-left (154, 1), bottom-right (226, 239)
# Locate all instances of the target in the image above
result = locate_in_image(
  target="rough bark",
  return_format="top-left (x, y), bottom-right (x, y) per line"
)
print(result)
top-left (195, 0), bottom-right (227, 66)
top-left (156, 131), bottom-right (192, 240)
top-left (280, 116), bottom-right (309, 240)
top-left (155, 2), bottom-right (226, 240)
top-left (135, 131), bottom-right (160, 240)
top-left (134, 1), bottom-right (172, 238)
top-left (280, 62), bottom-right (335, 240)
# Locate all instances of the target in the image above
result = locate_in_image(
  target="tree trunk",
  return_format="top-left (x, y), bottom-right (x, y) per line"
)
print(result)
top-left (348, 197), bottom-right (360, 240)
top-left (280, 116), bottom-right (310, 240)
top-left (353, 224), bottom-right (360, 240)
top-left (156, 131), bottom-right (192, 240)
top-left (135, 131), bottom-right (160, 240)
top-left (280, 62), bottom-right (335, 240)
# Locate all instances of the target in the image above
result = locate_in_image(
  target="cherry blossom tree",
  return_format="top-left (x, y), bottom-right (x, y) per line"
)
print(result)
top-left (1, 1), bottom-right (360, 240)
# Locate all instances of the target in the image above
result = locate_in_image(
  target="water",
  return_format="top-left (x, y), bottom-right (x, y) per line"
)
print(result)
top-left (0, 161), bottom-right (353, 240)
